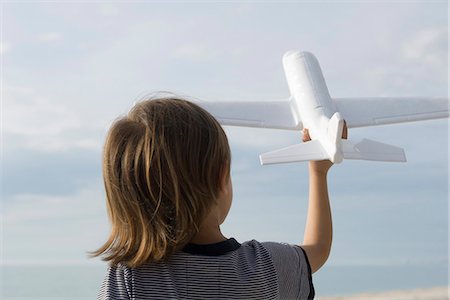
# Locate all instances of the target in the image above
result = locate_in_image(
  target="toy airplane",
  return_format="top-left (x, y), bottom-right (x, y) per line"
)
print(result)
top-left (199, 51), bottom-right (449, 165)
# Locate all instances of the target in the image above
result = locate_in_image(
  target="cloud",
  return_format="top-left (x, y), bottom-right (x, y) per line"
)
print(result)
top-left (2, 145), bottom-right (103, 199)
top-left (173, 43), bottom-right (216, 61)
top-left (3, 185), bottom-right (109, 264)
top-left (3, 85), bottom-right (81, 135)
top-left (98, 3), bottom-right (120, 17)
top-left (361, 27), bottom-right (448, 96)
top-left (1, 41), bottom-right (11, 54)
top-left (35, 32), bottom-right (62, 43)
top-left (234, 3), bottom-right (256, 16)
top-left (3, 84), bottom-right (104, 152)
top-left (4, 186), bottom-right (104, 225)
top-left (402, 27), bottom-right (447, 68)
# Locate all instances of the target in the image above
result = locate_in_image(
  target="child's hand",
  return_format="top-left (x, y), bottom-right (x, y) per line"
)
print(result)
top-left (302, 121), bottom-right (348, 175)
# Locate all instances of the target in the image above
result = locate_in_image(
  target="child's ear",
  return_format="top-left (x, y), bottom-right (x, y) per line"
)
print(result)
top-left (218, 162), bottom-right (230, 192)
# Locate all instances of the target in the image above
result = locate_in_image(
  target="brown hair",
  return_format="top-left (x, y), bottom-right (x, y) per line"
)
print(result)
top-left (89, 94), bottom-right (231, 267)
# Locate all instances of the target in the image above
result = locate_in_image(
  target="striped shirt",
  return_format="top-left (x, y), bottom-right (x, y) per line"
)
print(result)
top-left (98, 238), bottom-right (314, 299)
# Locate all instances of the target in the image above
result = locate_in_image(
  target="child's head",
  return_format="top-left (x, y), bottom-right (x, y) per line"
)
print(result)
top-left (91, 94), bottom-right (231, 267)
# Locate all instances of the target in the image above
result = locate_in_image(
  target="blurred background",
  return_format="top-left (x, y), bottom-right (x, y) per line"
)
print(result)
top-left (1, 1), bottom-right (448, 299)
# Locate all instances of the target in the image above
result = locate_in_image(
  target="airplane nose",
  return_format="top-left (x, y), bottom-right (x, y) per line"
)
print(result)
top-left (282, 50), bottom-right (302, 65)
top-left (283, 50), bottom-right (315, 63)
top-left (283, 50), bottom-right (300, 59)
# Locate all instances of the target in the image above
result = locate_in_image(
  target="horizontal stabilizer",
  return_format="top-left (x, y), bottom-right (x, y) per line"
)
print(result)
top-left (342, 139), bottom-right (406, 162)
top-left (259, 140), bottom-right (329, 165)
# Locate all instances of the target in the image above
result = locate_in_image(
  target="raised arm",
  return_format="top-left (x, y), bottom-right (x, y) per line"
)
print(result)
top-left (301, 159), bottom-right (333, 274)
top-left (300, 123), bottom-right (347, 273)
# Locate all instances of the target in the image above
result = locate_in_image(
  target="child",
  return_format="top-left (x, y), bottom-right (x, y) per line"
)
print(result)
top-left (92, 94), bottom-right (345, 299)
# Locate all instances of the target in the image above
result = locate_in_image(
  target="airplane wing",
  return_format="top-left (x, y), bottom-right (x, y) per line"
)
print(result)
top-left (334, 97), bottom-right (449, 128)
top-left (197, 99), bottom-right (301, 130)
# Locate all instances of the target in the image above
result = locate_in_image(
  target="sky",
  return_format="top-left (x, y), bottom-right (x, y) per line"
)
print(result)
top-left (1, 0), bottom-right (448, 278)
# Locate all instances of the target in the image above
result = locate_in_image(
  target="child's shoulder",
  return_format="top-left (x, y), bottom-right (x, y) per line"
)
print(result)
top-left (239, 239), bottom-right (310, 270)
top-left (242, 239), bottom-right (304, 255)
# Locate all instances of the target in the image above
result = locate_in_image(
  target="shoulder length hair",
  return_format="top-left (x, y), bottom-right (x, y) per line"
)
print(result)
top-left (89, 94), bottom-right (231, 267)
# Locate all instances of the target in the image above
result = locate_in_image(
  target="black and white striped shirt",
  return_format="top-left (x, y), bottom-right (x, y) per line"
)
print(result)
top-left (98, 238), bottom-right (314, 299)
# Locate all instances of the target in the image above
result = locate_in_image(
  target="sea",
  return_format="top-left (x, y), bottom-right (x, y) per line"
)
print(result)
top-left (1, 264), bottom-right (448, 299)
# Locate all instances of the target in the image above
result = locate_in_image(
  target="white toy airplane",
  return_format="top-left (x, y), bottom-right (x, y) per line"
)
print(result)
top-left (199, 51), bottom-right (449, 165)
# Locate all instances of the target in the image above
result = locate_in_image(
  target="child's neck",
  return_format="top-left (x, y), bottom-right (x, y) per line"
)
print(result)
top-left (189, 201), bottom-right (228, 245)
top-left (190, 208), bottom-right (227, 245)
top-left (189, 226), bottom-right (227, 245)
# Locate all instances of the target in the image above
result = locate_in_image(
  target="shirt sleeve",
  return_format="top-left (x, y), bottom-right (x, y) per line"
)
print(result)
top-left (97, 263), bottom-right (132, 300)
top-left (261, 242), bottom-right (315, 300)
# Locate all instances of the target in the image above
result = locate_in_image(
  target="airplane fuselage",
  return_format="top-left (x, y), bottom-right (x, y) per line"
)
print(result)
top-left (283, 51), bottom-right (345, 163)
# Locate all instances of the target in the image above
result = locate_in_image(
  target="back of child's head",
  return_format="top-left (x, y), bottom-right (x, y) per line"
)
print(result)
top-left (91, 94), bottom-right (231, 267)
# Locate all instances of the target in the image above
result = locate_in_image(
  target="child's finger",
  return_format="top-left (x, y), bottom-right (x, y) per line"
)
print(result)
top-left (303, 124), bottom-right (347, 142)
top-left (342, 120), bottom-right (348, 139)
top-left (302, 128), bottom-right (311, 142)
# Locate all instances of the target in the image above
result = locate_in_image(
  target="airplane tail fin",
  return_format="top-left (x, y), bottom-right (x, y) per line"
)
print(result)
top-left (342, 139), bottom-right (407, 162)
top-left (259, 140), bottom-right (329, 165)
